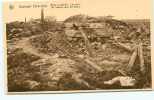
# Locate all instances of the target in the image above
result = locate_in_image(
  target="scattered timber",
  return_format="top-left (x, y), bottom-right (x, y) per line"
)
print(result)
top-left (54, 41), bottom-right (103, 72)
top-left (127, 46), bottom-right (138, 71)
top-left (138, 43), bottom-right (145, 74)
top-left (79, 28), bottom-right (94, 57)
top-left (112, 42), bottom-right (133, 52)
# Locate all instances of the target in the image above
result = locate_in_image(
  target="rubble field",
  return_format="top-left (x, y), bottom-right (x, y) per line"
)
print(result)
top-left (7, 15), bottom-right (151, 91)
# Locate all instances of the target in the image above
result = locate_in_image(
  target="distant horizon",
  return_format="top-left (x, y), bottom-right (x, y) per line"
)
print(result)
top-left (5, 14), bottom-right (151, 23)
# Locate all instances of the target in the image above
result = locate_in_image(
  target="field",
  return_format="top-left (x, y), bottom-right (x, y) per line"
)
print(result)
top-left (6, 15), bottom-right (151, 92)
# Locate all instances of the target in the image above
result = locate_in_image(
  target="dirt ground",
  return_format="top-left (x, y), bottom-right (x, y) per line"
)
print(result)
top-left (7, 18), bottom-right (151, 91)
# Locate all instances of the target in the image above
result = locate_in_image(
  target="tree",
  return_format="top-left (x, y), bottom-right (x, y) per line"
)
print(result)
top-left (41, 8), bottom-right (45, 30)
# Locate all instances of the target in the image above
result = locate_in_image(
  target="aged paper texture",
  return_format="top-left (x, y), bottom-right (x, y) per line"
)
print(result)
top-left (3, 0), bottom-right (153, 94)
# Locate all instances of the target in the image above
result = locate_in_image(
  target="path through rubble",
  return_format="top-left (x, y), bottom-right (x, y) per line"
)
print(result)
top-left (14, 35), bottom-right (54, 59)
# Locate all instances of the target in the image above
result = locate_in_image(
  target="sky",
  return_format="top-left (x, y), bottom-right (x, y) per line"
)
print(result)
top-left (3, 0), bottom-right (152, 22)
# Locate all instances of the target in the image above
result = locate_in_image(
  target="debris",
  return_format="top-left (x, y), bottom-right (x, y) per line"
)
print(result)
top-left (138, 43), bottom-right (145, 74)
top-left (127, 46), bottom-right (138, 71)
top-left (23, 80), bottom-right (40, 90)
top-left (84, 58), bottom-right (103, 72)
top-left (100, 60), bottom-right (121, 66)
top-left (104, 76), bottom-right (136, 87)
top-left (7, 14), bottom-right (151, 91)
top-left (72, 73), bottom-right (91, 88)
top-left (113, 42), bottom-right (133, 52)
top-left (79, 28), bottom-right (94, 57)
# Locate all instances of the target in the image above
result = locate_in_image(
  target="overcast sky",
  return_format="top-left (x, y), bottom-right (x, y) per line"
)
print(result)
top-left (3, 0), bottom-right (151, 22)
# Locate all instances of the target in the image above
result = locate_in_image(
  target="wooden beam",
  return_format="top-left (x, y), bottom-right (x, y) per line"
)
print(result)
top-left (79, 28), bottom-right (94, 57)
top-left (84, 58), bottom-right (103, 72)
top-left (113, 42), bottom-right (133, 52)
top-left (56, 44), bottom-right (103, 72)
top-left (127, 46), bottom-right (138, 71)
top-left (138, 43), bottom-right (145, 74)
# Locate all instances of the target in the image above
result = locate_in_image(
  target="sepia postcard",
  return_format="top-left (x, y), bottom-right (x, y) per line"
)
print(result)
top-left (3, 0), bottom-right (153, 94)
